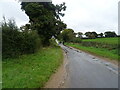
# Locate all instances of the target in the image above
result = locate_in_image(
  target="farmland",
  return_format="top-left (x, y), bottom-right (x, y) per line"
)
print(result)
top-left (65, 37), bottom-right (119, 61)
top-left (82, 37), bottom-right (119, 45)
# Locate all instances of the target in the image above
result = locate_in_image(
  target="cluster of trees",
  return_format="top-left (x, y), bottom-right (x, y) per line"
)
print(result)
top-left (58, 29), bottom-right (81, 43)
top-left (84, 32), bottom-right (98, 38)
top-left (2, 2), bottom-right (67, 59)
top-left (104, 31), bottom-right (117, 37)
top-left (77, 31), bottom-right (117, 39)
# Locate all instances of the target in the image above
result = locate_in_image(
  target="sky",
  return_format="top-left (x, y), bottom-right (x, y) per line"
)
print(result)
top-left (0, 0), bottom-right (119, 34)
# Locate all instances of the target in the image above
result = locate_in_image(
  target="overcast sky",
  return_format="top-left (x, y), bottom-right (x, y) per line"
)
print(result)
top-left (0, 0), bottom-right (119, 34)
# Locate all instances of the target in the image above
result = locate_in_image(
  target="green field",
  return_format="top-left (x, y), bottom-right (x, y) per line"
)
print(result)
top-left (82, 37), bottom-right (119, 45)
top-left (3, 47), bottom-right (63, 88)
top-left (65, 37), bottom-right (119, 61)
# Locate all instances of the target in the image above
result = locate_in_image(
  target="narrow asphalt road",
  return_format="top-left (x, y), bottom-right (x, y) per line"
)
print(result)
top-left (60, 44), bottom-right (118, 88)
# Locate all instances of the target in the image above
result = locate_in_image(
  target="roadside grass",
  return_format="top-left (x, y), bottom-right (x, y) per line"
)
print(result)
top-left (0, 60), bottom-right (2, 90)
top-left (82, 37), bottom-right (119, 45)
top-left (65, 43), bottom-right (119, 61)
top-left (2, 46), bottom-right (63, 88)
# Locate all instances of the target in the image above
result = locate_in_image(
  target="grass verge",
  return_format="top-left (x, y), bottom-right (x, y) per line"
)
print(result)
top-left (65, 43), bottom-right (119, 61)
top-left (2, 46), bottom-right (63, 88)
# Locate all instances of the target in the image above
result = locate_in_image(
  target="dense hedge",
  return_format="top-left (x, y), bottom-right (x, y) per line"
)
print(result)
top-left (81, 41), bottom-right (119, 55)
top-left (70, 37), bottom-right (82, 43)
top-left (2, 20), bottom-right (41, 59)
top-left (81, 41), bottom-right (118, 50)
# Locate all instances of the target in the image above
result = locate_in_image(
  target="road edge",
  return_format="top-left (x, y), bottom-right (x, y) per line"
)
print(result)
top-left (44, 48), bottom-right (68, 88)
top-left (65, 45), bottom-right (118, 66)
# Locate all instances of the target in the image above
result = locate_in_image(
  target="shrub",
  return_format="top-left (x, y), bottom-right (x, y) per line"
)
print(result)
top-left (49, 38), bottom-right (58, 47)
top-left (70, 37), bottom-right (82, 43)
top-left (19, 31), bottom-right (42, 54)
top-left (2, 19), bottom-right (42, 59)
top-left (2, 20), bottom-right (21, 58)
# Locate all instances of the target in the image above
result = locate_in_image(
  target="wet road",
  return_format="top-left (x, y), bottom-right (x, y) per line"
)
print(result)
top-left (61, 45), bottom-right (118, 88)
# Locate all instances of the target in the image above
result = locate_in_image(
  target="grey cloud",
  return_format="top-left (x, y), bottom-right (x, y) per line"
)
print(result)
top-left (0, 0), bottom-right (119, 34)
top-left (53, 0), bottom-right (118, 34)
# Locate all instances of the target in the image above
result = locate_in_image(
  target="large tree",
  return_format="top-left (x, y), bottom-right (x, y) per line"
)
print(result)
top-left (91, 31), bottom-right (98, 38)
top-left (85, 31), bottom-right (98, 39)
top-left (21, 2), bottom-right (67, 45)
top-left (99, 33), bottom-right (103, 37)
top-left (104, 31), bottom-right (117, 37)
top-left (60, 29), bottom-right (75, 42)
top-left (77, 32), bottom-right (83, 38)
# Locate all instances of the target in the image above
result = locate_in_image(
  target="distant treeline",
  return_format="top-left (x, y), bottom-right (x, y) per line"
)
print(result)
top-left (76, 31), bottom-right (118, 39)
top-left (58, 29), bottom-right (119, 43)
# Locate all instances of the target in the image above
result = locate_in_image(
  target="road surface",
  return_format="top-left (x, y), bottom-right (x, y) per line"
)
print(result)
top-left (60, 45), bottom-right (118, 88)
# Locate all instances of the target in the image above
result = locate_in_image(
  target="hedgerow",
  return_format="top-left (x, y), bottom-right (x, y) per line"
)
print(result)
top-left (2, 19), bottom-right (42, 59)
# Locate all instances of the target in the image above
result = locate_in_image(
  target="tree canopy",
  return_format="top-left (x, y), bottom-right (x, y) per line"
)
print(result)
top-left (84, 31), bottom-right (98, 39)
top-left (60, 29), bottom-right (75, 42)
top-left (104, 31), bottom-right (117, 37)
top-left (21, 2), bottom-right (67, 45)
top-left (77, 32), bottom-right (83, 38)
